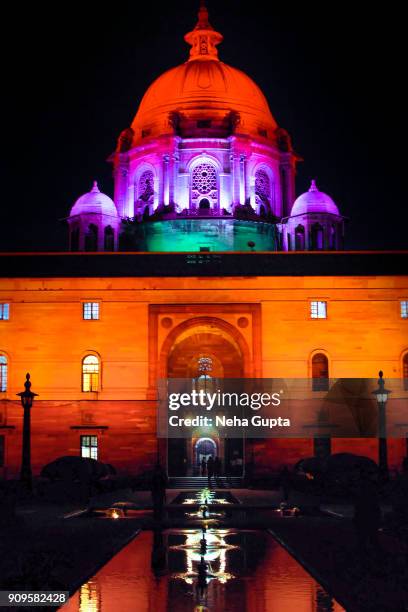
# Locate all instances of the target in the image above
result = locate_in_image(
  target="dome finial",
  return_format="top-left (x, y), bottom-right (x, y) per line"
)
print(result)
top-left (91, 180), bottom-right (100, 193)
top-left (309, 179), bottom-right (318, 192)
top-left (185, 1), bottom-right (223, 61)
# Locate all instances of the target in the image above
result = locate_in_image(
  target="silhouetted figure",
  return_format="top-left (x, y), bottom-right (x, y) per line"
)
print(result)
top-left (279, 466), bottom-right (291, 502)
top-left (214, 456), bottom-right (221, 480)
top-left (196, 556), bottom-right (208, 600)
top-left (207, 456), bottom-right (214, 487)
top-left (151, 463), bottom-right (168, 521)
top-left (201, 457), bottom-right (207, 476)
top-left (353, 473), bottom-right (381, 554)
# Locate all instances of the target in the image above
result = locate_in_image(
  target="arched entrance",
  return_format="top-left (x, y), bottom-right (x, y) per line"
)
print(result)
top-left (195, 438), bottom-right (217, 463)
top-left (164, 318), bottom-right (247, 477)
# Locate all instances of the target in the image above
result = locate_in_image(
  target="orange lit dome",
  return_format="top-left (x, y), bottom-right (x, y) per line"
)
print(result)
top-left (130, 3), bottom-right (277, 146)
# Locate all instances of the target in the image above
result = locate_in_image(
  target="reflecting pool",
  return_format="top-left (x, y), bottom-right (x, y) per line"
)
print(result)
top-left (62, 529), bottom-right (345, 612)
top-left (132, 219), bottom-right (277, 252)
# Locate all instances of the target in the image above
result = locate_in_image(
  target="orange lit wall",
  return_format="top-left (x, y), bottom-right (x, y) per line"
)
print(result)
top-left (0, 274), bottom-right (407, 477)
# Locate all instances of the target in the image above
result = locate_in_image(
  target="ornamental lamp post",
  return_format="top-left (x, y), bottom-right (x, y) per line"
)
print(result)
top-left (17, 373), bottom-right (38, 490)
top-left (372, 370), bottom-right (391, 476)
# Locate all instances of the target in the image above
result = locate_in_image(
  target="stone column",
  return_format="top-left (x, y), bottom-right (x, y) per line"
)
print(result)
top-left (163, 154), bottom-right (170, 207)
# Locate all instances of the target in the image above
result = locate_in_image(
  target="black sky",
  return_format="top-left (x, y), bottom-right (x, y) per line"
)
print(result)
top-left (1, 1), bottom-right (406, 251)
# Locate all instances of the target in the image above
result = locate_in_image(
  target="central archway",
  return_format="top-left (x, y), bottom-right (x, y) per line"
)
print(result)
top-left (163, 317), bottom-right (248, 476)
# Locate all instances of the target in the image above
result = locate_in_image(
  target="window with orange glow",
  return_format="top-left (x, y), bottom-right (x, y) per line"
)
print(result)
top-left (82, 355), bottom-right (99, 392)
top-left (312, 353), bottom-right (329, 391)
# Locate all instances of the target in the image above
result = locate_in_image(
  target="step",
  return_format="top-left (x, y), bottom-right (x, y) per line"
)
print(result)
top-left (168, 476), bottom-right (244, 489)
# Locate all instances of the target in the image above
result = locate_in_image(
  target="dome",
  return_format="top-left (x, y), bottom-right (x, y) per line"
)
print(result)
top-left (129, 4), bottom-right (277, 146)
top-left (290, 180), bottom-right (340, 216)
top-left (70, 181), bottom-right (118, 217)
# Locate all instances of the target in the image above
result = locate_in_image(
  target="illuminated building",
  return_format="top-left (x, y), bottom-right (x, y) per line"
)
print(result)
top-left (0, 3), bottom-right (407, 479)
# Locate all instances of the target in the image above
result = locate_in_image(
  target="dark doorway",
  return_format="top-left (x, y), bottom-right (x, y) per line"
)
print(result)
top-left (168, 439), bottom-right (187, 476)
top-left (199, 198), bottom-right (211, 210)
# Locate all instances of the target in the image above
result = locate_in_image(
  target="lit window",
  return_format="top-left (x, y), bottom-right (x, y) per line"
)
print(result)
top-left (80, 435), bottom-right (98, 460)
top-left (311, 301), bottom-right (327, 319)
top-left (83, 302), bottom-right (99, 320)
top-left (0, 304), bottom-right (9, 320)
top-left (82, 355), bottom-right (99, 392)
top-left (0, 356), bottom-right (7, 392)
top-left (312, 353), bottom-right (329, 391)
top-left (401, 301), bottom-right (408, 319)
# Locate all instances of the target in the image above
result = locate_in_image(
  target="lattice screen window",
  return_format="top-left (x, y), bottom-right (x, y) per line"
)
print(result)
top-left (255, 169), bottom-right (271, 201)
top-left (192, 163), bottom-right (217, 194)
top-left (138, 170), bottom-right (154, 202)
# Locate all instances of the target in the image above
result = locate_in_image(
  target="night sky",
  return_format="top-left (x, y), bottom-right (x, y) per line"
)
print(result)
top-left (1, 1), bottom-right (406, 251)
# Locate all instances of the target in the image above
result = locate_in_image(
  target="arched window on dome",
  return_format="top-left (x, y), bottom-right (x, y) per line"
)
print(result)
top-left (312, 353), bottom-right (329, 391)
top-left (311, 223), bottom-right (324, 250)
top-left (137, 171), bottom-right (154, 206)
top-left (85, 224), bottom-right (98, 252)
top-left (0, 355), bottom-right (8, 392)
top-left (104, 226), bottom-right (114, 251)
top-left (295, 225), bottom-right (305, 250)
top-left (70, 227), bottom-right (80, 252)
top-left (403, 352), bottom-right (408, 391)
top-left (82, 355), bottom-right (100, 392)
top-left (255, 169), bottom-right (271, 214)
top-left (191, 162), bottom-right (218, 211)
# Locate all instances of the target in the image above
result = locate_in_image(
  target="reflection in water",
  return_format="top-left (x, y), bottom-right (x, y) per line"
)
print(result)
top-left (78, 580), bottom-right (100, 612)
top-left (62, 530), bottom-right (345, 612)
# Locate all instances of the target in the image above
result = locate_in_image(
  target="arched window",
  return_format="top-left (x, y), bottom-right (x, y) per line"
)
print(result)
top-left (295, 225), bottom-right (305, 250)
top-left (312, 353), bottom-right (329, 391)
top-left (70, 227), bottom-right (80, 252)
top-left (192, 163), bottom-right (217, 195)
top-left (255, 169), bottom-right (271, 208)
top-left (85, 224), bottom-right (98, 252)
top-left (0, 356), bottom-right (7, 392)
top-left (403, 353), bottom-right (408, 391)
top-left (104, 226), bottom-right (114, 251)
top-left (82, 355), bottom-right (99, 392)
top-left (138, 170), bottom-right (154, 203)
top-left (311, 223), bottom-right (324, 250)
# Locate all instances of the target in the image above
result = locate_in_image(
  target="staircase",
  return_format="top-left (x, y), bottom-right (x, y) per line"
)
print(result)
top-left (168, 476), bottom-right (243, 489)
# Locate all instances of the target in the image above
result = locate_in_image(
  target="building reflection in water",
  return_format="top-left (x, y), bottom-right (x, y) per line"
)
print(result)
top-left (78, 580), bottom-right (100, 612)
top-left (62, 529), bottom-right (345, 612)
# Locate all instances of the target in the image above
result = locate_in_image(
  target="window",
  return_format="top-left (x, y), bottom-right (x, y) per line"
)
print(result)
top-left (84, 224), bottom-right (98, 252)
top-left (80, 435), bottom-right (98, 460)
top-left (0, 304), bottom-right (10, 320)
top-left (0, 435), bottom-right (4, 467)
top-left (295, 225), bottom-right (305, 250)
top-left (83, 302), bottom-right (99, 320)
top-left (192, 163), bottom-right (217, 195)
top-left (312, 353), bottom-right (329, 391)
top-left (403, 353), bottom-right (408, 391)
top-left (0, 356), bottom-right (7, 392)
top-left (82, 355), bottom-right (99, 392)
top-left (401, 301), bottom-right (408, 319)
top-left (138, 170), bottom-right (154, 203)
top-left (104, 226), bottom-right (114, 251)
top-left (311, 301), bottom-right (327, 319)
top-left (255, 169), bottom-right (271, 204)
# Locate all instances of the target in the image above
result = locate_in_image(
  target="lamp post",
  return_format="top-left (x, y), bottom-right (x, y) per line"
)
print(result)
top-left (372, 370), bottom-right (391, 476)
top-left (17, 373), bottom-right (38, 490)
